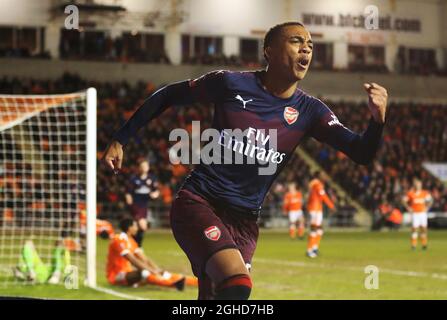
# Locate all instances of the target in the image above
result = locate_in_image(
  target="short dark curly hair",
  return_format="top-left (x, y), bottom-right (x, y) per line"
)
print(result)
top-left (119, 216), bottom-right (135, 232)
top-left (263, 21), bottom-right (305, 62)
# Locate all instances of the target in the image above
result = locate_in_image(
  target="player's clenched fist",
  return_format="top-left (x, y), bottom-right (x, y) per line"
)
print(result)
top-left (102, 140), bottom-right (124, 173)
top-left (363, 82), bottom-right (388, 124)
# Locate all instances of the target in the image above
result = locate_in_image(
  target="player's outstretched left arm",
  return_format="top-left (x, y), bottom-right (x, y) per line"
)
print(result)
top-left (321, 190), bottom-right (336, 213)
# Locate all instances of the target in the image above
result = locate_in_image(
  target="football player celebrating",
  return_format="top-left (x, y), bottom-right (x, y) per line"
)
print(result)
top-left (103, 22), bottom-right (387, 299)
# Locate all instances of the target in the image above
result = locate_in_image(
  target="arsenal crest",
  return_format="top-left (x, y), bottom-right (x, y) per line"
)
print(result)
top-left (204, 226), bottom-right (221, 241)
top-left (284, 106), bottom-right (299, 125)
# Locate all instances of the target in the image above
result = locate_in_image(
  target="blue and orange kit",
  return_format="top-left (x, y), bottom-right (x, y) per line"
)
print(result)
top-left (126, 174), bottom-right (158, 206)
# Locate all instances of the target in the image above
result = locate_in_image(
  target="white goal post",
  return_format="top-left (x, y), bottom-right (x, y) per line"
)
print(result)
top-left (0, 88), bottom-right (97, 288)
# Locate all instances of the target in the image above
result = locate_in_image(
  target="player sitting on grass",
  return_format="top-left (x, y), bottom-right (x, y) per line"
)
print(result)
top-left (13, 239), bottom-right (70, 284)
top-left (106, 217), bottom-right (198, 289)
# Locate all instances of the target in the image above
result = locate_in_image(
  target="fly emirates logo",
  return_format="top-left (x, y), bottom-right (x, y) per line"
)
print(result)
top-left (218, 127), bottom-right (286, 164)
top-left (169, 122), bottom-right (285, 175)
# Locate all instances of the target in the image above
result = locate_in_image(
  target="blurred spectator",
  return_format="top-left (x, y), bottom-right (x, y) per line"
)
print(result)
top-left (386, 208), bottom-right (403, 230)
top-left (304, 100), bottom-right (447, 218)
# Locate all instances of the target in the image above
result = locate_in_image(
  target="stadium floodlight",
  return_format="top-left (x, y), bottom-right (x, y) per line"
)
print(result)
top-left (0, 88), bottom-right (97, 288)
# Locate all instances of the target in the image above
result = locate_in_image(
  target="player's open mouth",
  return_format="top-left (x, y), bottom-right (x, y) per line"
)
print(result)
top-left (297, 57), bottom-right (310, 70)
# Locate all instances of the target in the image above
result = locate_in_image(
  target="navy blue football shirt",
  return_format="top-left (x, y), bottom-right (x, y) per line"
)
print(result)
top-left (114, 70), bottom-right (384, 214)
top-left (126, 173), bottom-right (158, 207)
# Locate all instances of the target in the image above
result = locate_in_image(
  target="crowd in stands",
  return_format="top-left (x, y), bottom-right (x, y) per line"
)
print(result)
top-left (59, 34), bottom-right (171, 64)
top-left (1, 73), bottom-right (446, 227)
top-left (2, 32), bottom-right (446, 76)
top-left (182, 54), bottom-right (266, 68)
top-left (303, 101), bottom-right (447, 218)
top-left (394, 46), bottom-right (447, 77)
top-left (346, 63), bottom-right (389, 74)
top-left (0, 47), bottom-right (51, 60)
top-left (59, 33), bottom-right (263, 67)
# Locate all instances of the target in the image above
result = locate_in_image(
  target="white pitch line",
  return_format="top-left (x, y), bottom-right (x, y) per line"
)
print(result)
top-left (164, 250), bottom-right (447, 280)
top-left (92, 286), bottom-right (150, 300)
top-left (0, 266), bottom-right (150, 300)
top-left (253, 258), bottom-right (447, 281)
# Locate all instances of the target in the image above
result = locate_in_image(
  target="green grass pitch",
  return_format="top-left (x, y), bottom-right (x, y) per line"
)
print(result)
top-left (1, 229), bottom-right (446, 299)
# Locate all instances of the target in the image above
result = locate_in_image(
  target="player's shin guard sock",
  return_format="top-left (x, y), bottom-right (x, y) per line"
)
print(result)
top-left (185, 275), bottom-right (199, 286)
top-left (198, 275), bottom-right (214, 300)
top-left (411, 232), bottom-right (418, 248)
top-left (134, 229), bottom-right (144, 247)
top-left (298, 225), bottom-right (305, 238)
top-left (307, 231), bottom-right (317, 252)
top-left (420, 233), bottom-right (427, 247)
top-left (315, 229), bottom-right (324, 250)
top-left (146, 272), bottom-right (185, 290)
top-left (289, 225), bottom-right (296, 239)
top-left (215, 274), bottom-right (252, 300)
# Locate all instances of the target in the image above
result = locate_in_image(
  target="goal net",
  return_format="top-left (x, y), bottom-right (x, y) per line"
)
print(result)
top-left (0, 88), bottom-right (97, 288)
